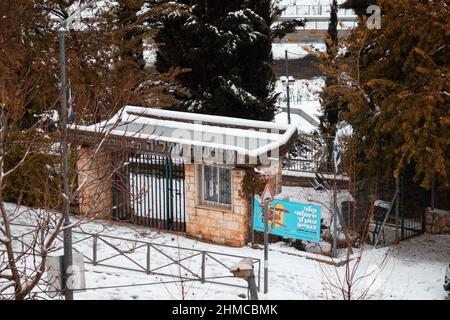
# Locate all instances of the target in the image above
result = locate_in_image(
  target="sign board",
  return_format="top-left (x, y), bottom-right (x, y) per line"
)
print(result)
top-left (253, 197), bottom-right (322, 243)
top-left (261, 184), bottom-right (275, 205)
top-left (46, 252), bottom-right (86, 297)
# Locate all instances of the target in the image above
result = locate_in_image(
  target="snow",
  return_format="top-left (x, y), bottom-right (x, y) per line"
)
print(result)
top-left (1, 202), bottom-right (449, 300)
top-left (275, 112), bottom-right (317, 133)
top-left (279, 186), bottom-right (353, 226)
top-left (272, 43), bottom-right (326, 60)
top-left (282, 170), bottom-right (349, 181)
top-left (274, 77), bottom-right (325, 133)
top-left (70, 106), bottom-right (298, 160)
top-left (143, 41), bottom-right (157, 67)
top-left (0, 235), bottom-right (9, 244)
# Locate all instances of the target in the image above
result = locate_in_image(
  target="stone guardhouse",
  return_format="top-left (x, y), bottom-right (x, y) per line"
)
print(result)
top-left (69, 106), bottom-right (297, 247)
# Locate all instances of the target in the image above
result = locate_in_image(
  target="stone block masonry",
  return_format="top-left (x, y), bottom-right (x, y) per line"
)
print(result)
top-left (425, 208), bottom-right (450, 235)
top-left (77, 147), bottom-right (125, 218)
top-left (185, 164), bottom-right (250, 247)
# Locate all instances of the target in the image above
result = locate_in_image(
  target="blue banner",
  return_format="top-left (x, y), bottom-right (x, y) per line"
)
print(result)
top-left (253, 197), bottom-right (322, 243)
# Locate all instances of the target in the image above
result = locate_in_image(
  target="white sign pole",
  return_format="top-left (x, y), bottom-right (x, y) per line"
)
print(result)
top-left (264, 201), bottom-right (269, 294)
top-left (261, 183), bottom-right (274, 294)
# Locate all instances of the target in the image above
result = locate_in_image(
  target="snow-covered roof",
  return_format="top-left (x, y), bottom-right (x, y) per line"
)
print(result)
top-left (69, 106), bottom-right (298, 165)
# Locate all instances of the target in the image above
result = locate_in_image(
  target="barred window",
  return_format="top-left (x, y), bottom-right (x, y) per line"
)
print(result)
top-left (202, 165), bottom-right (232, 208)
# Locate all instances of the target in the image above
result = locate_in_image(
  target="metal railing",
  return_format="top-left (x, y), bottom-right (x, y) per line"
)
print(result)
top-left (283, 133), bottom-right (334, 174)
top-left (7, 223), bottom-right (261, 292)
top-left (281, 4), bottom-right (355, 17)
top-left (279, 4), bottom-right (358, 30)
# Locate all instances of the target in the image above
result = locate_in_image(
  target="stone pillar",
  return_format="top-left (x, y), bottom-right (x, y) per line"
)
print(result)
top-left (185, 163), bottom-right (197, 233)
top-left (77, 147), bottom-right (114, 218)
top-left (425, 208), bottom-right (450, 234)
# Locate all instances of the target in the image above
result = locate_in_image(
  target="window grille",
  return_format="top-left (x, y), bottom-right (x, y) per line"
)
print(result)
top-left (202, 165), bottom-right (232, 208)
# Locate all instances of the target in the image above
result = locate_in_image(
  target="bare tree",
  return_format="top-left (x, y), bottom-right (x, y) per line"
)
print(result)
top-left (318, 138), bottom-right (392, 300)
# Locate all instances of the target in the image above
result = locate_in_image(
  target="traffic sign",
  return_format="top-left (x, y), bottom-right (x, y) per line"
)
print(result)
top-left (261, 183), bottom-right (274, 205)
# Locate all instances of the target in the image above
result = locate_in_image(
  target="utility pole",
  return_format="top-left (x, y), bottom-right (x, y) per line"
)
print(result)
top-left (59, 0), bottom-right (98, 300)
top-left (285, 50), bottom-right (291, 125)
top-left (59, 26), bottom-right (73, 301)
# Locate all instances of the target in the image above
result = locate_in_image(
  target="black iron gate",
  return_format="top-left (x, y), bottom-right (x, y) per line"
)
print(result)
top-left (112, 153), bottom-right (186, 232)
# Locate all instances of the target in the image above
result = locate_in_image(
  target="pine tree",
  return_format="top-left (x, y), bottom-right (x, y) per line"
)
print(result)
top-left (153, 0), bottom-right (303, 121)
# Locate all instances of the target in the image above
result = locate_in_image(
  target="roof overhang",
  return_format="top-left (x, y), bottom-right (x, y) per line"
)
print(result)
top-left (68, 106), bottom-right (298, 166)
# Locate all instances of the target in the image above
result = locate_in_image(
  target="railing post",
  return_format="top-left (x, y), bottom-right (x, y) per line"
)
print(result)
top-left (201, 252), bottom-right (206, 284)
top-left (93, 235), bottom-right (97, 266)
top-left (146, 244), bottom-right (151, 274)
top-left (257, 259), bottom-right (261, 292)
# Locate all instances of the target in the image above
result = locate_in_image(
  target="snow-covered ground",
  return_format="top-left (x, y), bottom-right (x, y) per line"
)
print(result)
top-left (274, 77), bottom-right (324, 133)
top-left (2, 200), bottom-right (449, 300)
top-left (272, 43), bottom-right (326, 60)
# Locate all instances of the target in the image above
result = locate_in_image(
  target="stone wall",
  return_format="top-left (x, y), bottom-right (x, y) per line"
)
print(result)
top-left (77, 147), bottom-right (116, 218)
top-left (185, 164), bottom-right (250, 247)
top-left (425, 208), bottom-right (450, 235)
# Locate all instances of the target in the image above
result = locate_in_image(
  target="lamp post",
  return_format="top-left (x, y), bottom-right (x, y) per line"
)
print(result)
top-left (59, 0), bottom-right (97, 300)
top-left (285, 50), bottom-right (291, 125)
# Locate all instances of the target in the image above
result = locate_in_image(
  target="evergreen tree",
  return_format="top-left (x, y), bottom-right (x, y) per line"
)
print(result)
top-left (115, 0), bottom-right (146, 74)
top-left (341, 0), bottom-right (377, 17)
top-left (320, 0), bottom-right (450, 188)
top-left (153, 0), bottom-right (303, 121)
top-left (319, 0), bottom-right (339, 137)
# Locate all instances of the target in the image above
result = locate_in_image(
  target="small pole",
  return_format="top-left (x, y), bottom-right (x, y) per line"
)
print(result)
top-left (332, 152), bottom-right (338, 257)
top-left (395, 175), bottom-right (400, 241)
top-left (263, 202), bottom-right (269, 294)
top-left (247, 271), bottom-right (259, 300)
top-left (146, 244), bottom-right (151, 274)
top-left (250, 196), bottom-right (255, 247)
top-left (431, 179), bottom-right (435, 210)
top-left (332, 186), bottom-right (338, 258)
top-left (285, 50), bottom-right (291, 125)
top-left (92, 235), bottom-right (97, 266)
top-left (201, 252), bottom-right (206, 284)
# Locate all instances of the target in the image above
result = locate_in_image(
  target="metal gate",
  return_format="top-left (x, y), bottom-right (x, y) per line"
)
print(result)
top-left (112, 153), bottom-right (186, 232)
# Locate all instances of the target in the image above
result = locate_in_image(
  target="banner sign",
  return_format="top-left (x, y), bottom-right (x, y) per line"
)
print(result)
top-left (253, 197), bottom-right (322, 243)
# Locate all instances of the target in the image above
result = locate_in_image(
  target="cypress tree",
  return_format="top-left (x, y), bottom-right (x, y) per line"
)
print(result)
top-left (320, 0), bottom-right (340, 137)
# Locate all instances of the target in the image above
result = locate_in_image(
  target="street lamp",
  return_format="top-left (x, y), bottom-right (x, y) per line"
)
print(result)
top-left (285, 50), bottom-right (291, 125)
top-left (58, 0), bottom-right (98, 300)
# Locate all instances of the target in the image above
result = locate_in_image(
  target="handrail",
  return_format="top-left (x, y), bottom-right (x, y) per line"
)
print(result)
top-left (7, 222), bottom-right (261, 291)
